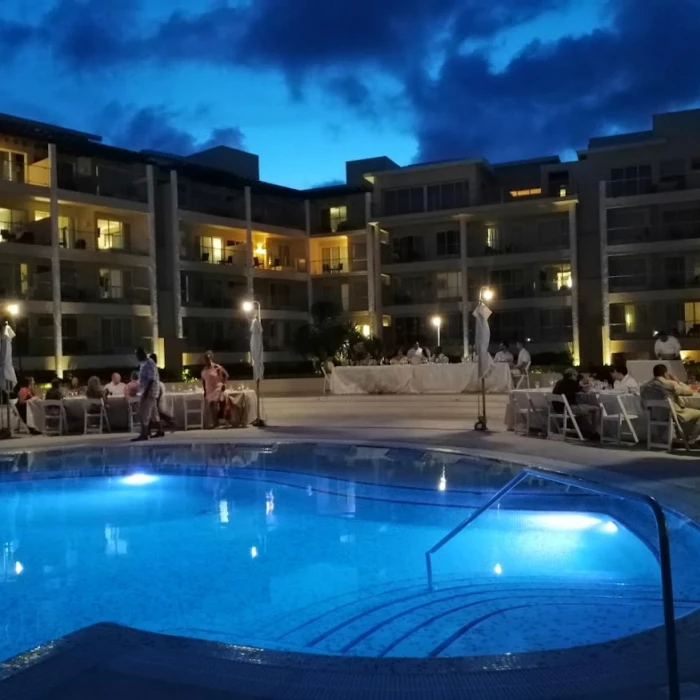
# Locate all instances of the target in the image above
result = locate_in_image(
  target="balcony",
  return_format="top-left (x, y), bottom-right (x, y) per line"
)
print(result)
top-left (251, 199), bottom-right (304, 230)
top-left (310, 258), bottom-right (367, 274)
top-left (61, 285), bottom-right (151, 305)
top-left (607, 222), bottom-right (700, 246)
top-left (608, 273), bottom-right (700, 294)
top-left (56, 165), bottom-right (148, 203)
top-left (59, 228), bottom-right (148, 256)
top-left (252, 256), bottom-right (307, 274)
top-left (181, 294), bottom-right (241, 310)
top-left (179, 183), bottom-right (246, 220)
top-left (311, 219), bottom-right (367, 235)
top-left (0, 162), bottom-right (50, 188)
top-left (0, 218), bottom-right (52, 247)
top-left (469, 281), bottom-right (572, 301)
top-left (0, 282), bottom-right (53, 302)
top-left (181, 242), bottom-right (247, 268)
top-left (606, 173), bottom-right (700, 199)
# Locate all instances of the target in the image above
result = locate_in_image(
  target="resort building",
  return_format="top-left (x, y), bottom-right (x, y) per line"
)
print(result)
top-left (2, 107), bottom-right (700, 374)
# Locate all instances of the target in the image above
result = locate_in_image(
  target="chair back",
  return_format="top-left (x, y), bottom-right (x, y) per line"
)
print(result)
top-left (42, 400), bottom-right (65, 436)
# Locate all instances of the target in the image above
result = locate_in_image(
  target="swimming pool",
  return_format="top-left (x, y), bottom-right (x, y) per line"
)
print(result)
top-left (1, 443), bottom-right (700, 674)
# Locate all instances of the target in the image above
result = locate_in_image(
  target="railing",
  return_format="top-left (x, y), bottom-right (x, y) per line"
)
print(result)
top-left (57, 170), bottom-right (148, 203)
top-left (310, 258), bottom-right (368, 274)
top-left (61, 285), bottom-right (151, 304)
top-left (59, 229), bottom-right (147, 255)
top-left (252, 256), bottom-right (307, 273)
top-left (311, 220), bottom-right (367, 234)
top-left (607, 173), bottom-right (700, 199)
top-left (424, 466), bottom-right (679, 700)
top-left (181, 244), bottom-right (247, 267)
top-left (0, 162), bottom-right (51, 187)
top-left (608, 224), bottom-right (700, 246)
top-left (608, 274), bottom-right (700, 293)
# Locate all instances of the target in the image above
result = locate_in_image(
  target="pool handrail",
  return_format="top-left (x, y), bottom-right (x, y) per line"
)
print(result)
top-left (424, 465), bottom-right (680, 700)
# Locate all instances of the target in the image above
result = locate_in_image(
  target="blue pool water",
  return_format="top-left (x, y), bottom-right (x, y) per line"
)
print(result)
top-left (1, 450), bottom-right (699, 663)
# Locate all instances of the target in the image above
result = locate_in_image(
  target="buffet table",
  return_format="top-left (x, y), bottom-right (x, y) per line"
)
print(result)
top-left (26, 389), bottom-right (258, 434)
top-left (330, 363), bottom-right (513, 395)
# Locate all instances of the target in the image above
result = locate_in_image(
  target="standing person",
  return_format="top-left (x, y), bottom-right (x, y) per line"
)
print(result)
top-left (132, 347), bottom-right (161, 442)
top-left (654, 331), bottom-right (681, 360)
top-left (201, 350), bottom-right (229, 428)
top-left (149, 353), bottom-right (175, 433)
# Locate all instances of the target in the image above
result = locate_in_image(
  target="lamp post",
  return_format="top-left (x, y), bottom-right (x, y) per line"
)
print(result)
top-left (242, 299), bottom-right (266, 427)
top-left (431, 315), bottom-right (442, 348)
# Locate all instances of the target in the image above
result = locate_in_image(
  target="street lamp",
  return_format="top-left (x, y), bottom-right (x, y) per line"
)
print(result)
top-left (479, 287), bottom-right (494, 303)
top-left (431, 315), bottom-right (442, 347)
top-left (241, 299), bottom-right (260, 316)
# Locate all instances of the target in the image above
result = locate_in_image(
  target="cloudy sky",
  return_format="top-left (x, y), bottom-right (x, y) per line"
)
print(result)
top-left (2, 0), bottom-right (699, 188)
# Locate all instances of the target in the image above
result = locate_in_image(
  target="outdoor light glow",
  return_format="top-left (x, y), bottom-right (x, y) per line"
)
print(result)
top-left (528, 513), bottom-right (601, 530)
top-left (122, 473), bottom-right (158, 486)
top-left (254, 244), bottom-right (266, 256)
top-left (438, 475), bottom-right (447, 491)
top-left (219, 500), bottom-right (229, 524)
top-left (601, 521), bottom-right (619, 534)
top-left (6, 303), bottom-right (20, 317)
top-left (250, 546), bottom-right (258, 559)
top-left (493, 563), bottom-right (503, 575)
top-left (242, 300), bottom-right (254, 313)
top-left (431, 316), bottom-right (442, 328)
top-left (526, 337), bottom-right (532, 343)
top-left (14, 561), bottom-right (23, 575)
top-left (361, 324), bottom-right (371, 338)
top-left (480, 288), bottom-right (494, 302)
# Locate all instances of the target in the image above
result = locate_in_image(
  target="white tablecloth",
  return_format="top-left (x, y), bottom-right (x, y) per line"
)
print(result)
top-left (627, 360), bottom-right (686, 384)
top-left (330, 363), bottom-right (513, 395)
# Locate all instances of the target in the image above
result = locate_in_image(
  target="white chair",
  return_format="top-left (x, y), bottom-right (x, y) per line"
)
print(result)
top-left (41, 400), bottom-right (67, 436)
top-left (512, 361), bottom-right (531, 389)
top-left (127, 397), bottom-right (141, 433)
top-left (545, 393), bottom-right (584, 441)
top-left (84, 398), bottom-right (110, 435)
top-left (645, 398), bottom-right (689, 453)
top-left (183, 396), bottom-right (204, 430)
top-left (321, 362), bottom-right (333, 396)
top-left (600, 394), bottom-right (640, 446)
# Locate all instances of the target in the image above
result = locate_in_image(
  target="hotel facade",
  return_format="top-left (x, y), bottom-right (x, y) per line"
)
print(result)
top-left (2, 108), bottom-right (700, 375)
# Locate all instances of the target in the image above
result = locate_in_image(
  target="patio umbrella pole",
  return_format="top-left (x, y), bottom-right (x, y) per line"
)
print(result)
top-left (0, 393), bottom-right (10, 440)
top-left (252, 377), bottom-right (267, 428)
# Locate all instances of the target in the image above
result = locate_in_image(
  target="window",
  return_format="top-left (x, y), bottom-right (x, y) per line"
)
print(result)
top-left (436, 271), bottom-right (461, 299)
top-left (624, 304), bottom-right (636, 333)
top-left (486, 225), bottom-right (500, 251)
top-left (540, 309), bottom-right (572, 341)
top-left (610, 303), bottom-right (649, 339)
top-left (0, 207), bottom-right (27, 235)
top-left (0, 149), bottom-right (26, 183)
top-left (538, 265), bottom-right (572, 293)
top-left (664, 257), bottom-right (685, 288)
top-left (691, 157), bottom-right (700, 171)
top-left (684, 302), bottom-right (700, 335)
top-left (99, 269), bottom-right (124, 300)
top-left (326, 205), bottom-right (347, 232)
top-left (608, 256), bottom-right (647, 291)
top-left (101, 317), bottom-right (133, 351)
top-left (607, 207), bottom-right (649, 244)
top-left (427, 181), bottom-right (469, 211)
top-left (96, 219), bottom-right (125, 250)
top-left (391, 235), bottom-right (424, 262)
top-left (436, 230), bottom-right (460, 256)
top-left (489, 269), bottom-right (524, 299)
top-left (199, 235), bottom-right (223, 263)
top-left (383, 187), bottom-right (424, 216)
top-left (35, 211), bottom-right (74, 247)
top-left (267, 243), bottom-right (291, 269)
top-left (509, 188), bottom-right (542, 198)
top-left (608, 164), bottom-right (652, 197)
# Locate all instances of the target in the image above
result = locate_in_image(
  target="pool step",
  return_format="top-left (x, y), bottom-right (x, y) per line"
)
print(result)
top-left (267, 579), bottom-right (692, 657)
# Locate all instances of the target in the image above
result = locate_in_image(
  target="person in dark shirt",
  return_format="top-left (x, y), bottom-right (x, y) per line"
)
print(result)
top-left (553, 368), bottom-right (597, 437)
top-left (45, 378), bottom-right (63, 401)
top-left (553, 368), bottom-right (582, 407)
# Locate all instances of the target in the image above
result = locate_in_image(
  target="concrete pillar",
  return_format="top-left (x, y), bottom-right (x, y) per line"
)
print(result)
top-left (169, 170), bottom-right (183, 339)
top-left (304, 199), bottom-right (313, 317)
top-left (366, 218), bottom-right (377, 335)
top-left (599, 180), bottom-right (610, 364)
top-left (373, 223), bottom-right (383, 338)
top-left (48, 143), bottom-right (63, 377)
top-left (568, 204), bottom-right (580, 365)
top-left (146, 164), bottom-right (159, 353)
top-left (244, 186), bottom-right (254, 297)
top-left (459, 217), bottom-right (469, 358)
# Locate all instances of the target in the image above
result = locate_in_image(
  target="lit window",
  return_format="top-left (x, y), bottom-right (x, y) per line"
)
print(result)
top-left (329, 205), bottom-right (347, 232)
top-left (35, 211), bottom-right (74, 247)
top-left (200, 236), bottom-right (223, 263)
top-left (556, 268), bottom-right (572, 289)
top-left (509, 188), bottom-right (543, 198)
top-left (97, 219), bottom-right (125, 250)
top-left (99, 269), bottom-right (124, 299)
top-left (486, 225), bottom-right (500, 250)
top-left (624, 304), bottom-right (636, 333)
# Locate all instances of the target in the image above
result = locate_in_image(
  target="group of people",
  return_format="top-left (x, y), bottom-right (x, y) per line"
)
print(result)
top-left (390, 343), bottom-right (449, 365)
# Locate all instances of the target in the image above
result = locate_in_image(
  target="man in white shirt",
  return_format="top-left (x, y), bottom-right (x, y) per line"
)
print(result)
top-left (407, 342), bottom-right (423, 364)
top-left (654, 331), bottom-right (681, 360)
top-left (104, 372), bottom-right (125, 397)
top-left (611, 364), bottom-right (640, 395)
top-left (434, 347), bottom-right (449, 364)
top-left (494, 342), bottom-right (514, 364)
top-left (514, 341), bottom-right (531, 371)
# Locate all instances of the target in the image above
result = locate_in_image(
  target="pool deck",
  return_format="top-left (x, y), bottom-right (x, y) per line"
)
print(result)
top-left (2, 393), bottom-right (700, 700)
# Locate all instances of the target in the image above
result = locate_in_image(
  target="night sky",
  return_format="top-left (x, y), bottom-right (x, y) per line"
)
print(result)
top-left (2, 0), bottom-right (699, 188)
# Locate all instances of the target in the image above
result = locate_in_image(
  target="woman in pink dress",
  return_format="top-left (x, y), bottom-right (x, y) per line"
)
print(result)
top-left (201, 351), bottom-right (229, 427)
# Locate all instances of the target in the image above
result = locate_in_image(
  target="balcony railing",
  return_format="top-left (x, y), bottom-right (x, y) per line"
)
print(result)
top-left (608, 273), bottom-right (700, 293)
top-left (252, 256), bottom-right (307, 273)
top-left (181, 244), bottom-right (247, 267)
top-left (57, 170), bottom-right (148, 203)
top-left (470, 232), bottom-right (570, 256)
top-left (606, 173), bottom-right (700, 199)
top-left (251, 202), bottom-right (305, 230)
top-left (311, 219), bottom-right (367, 234)
top-left (61, 285), bottom-right (151, 304)
top-left (310, 258), bottom-right (368, 274)
top-left (60, 229), bottom-right (148, 255)
top-left (0, 283), bottom-right (53, 302)
top-left (607, 223), bottom-right (700, 246)
top-left (0, 219), bottom-right (52, 247)
top-left (181, 295), bottom-right (241, 310)
top-left (0, 162), bottom-right (51, 187)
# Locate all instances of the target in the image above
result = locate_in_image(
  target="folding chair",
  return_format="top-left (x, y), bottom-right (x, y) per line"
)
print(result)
top-left (127, 397), bottom-right (142, 433)
top-left (8, 400), bottom-right (29, 434)
top-left (321, 363), bottom-right (333, 396)
top-left (512, 391), bottom-right (532, 435)
top-left (84, 398), bottom-right (110, 435)
top-left (41, 400), bottom-right (67, 436)
top-left (645, 398), bottom-right (690, 453)
top-left (600, 394), bottom-right (640, 446)
top-left (183, 395), bottom-right (205, 430)
top-left (545, 393), bottom-right (584, 441)
top-left (512, 361), bottom-right (531, 389)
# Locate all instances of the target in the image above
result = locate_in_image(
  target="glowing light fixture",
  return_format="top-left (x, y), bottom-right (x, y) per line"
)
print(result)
top-left (122, 473), bottom-right (158, 486)
top-left (14, 561), bottom-right (24, 575)
top-left (6, 303), bottom-right (20, 317)
top-left (250, 546), bottom-right (258, 559)
top-left (493, 563), bottom-right (503, 575)
top-left (361, 324), bottom-right (371, 338)
top-left (480, 287), bottom-right (494, 303)
top-left (528, 513), bottom-right (601, 530)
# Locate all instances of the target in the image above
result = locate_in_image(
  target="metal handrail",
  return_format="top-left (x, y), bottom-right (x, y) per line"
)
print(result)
top-left (424, 466), bottom-right (680, 700)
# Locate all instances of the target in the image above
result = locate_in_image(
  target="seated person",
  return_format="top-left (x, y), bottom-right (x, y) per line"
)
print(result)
top-left (45, 378), bottom-right (64, 401)
top-left (390, 349), bottom-right (408, 365)
top-left (407, 342), bottom-right (423, 364)
top-left (641, 364), bottom-right (700, 444)
top-left (433, 346), bottom-right (449, 364)
top-left (124, 371), bottom-right (140, 397)
top-left (611, 364), bottom-right (640, 395)
top-left (654, 331), bottom-right (681, 360)
top-left (494, 342), bottom-right (514, 364)
top-left (104, 372), bottom-right (125, 397)
top-left (511, 341), bottom-right (531, 375)
top-left (553, 368), bottom-right (583, 407)
top-left (17, 377), bottom-right (40, 435)
top-left (68, 375), bottom-right (83, 396)
top-left (85, 376), bottom-right (104, 400)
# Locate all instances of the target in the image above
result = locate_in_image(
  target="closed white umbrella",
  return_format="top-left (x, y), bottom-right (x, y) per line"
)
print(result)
top-left (0, 323), bottom-right (18, 438)
top-left (250, 315), bottom-right (266, 426)
top-left (472, 301), bottom-right (492, 430)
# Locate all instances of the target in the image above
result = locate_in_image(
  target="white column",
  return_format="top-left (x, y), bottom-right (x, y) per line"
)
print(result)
top-left (169, 170), bottom-right (183, 339)
top-left (304, 199), bottom-right (313, 317)
top-left (146, 165), bottom-right (159, 353)
top-left (373, 223), bottom-right (382, 338)
top-left (367, 220), bottom-right (377, 335)
top-left (244, 186), bottom-right (254, 297)
top-left (48, 143), bottom-right (63, 377)
top-left (568, 204), bottom-right (580, 365)
top-left (459, 217), bottom-right (469, 357)
top-left (599, 180), bottom-right (610, 364)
